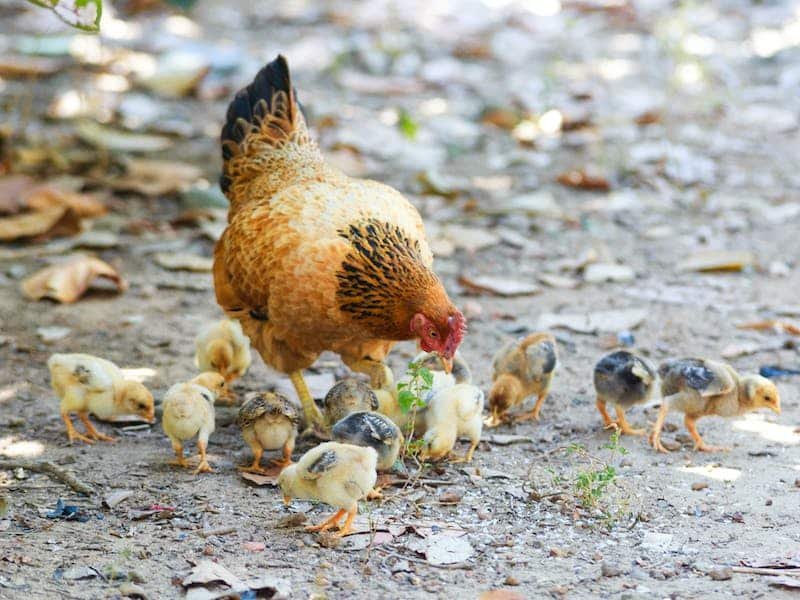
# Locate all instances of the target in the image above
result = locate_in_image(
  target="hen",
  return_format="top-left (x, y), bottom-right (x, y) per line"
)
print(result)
top-left (214, 56), bottom-right (466, 431)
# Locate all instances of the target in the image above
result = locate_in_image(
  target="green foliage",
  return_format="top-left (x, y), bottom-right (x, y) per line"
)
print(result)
top-left (26, 0), bottom-right (102, 32)
top-left (396, 361), bottom-right (433, 461)
top-left (572, 429), bottom-right (626, 509)
top-left (397, 109), bottom-right (419, 140)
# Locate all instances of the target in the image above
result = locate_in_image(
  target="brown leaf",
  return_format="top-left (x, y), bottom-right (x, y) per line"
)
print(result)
top-left (106, 159), bottom-right (203, 196)
top-left (0, 175), bottom-right (35, 215)
top-left (238, 471), bottom-right (279, 486)
top-left (677, 250), bottom-right (756, 273)
top-left (556, 169), bottom-right (610, 191)
top-left (0, 206), bottom-right (83, 242)
top-left (26, 187), bottom-right (106, 218)
top-left (0, 56), bottom-right (63, 78)
top-left (21, 255), bottom-right (127, 303)
top-left (737, 320), bottom-right (800, 336)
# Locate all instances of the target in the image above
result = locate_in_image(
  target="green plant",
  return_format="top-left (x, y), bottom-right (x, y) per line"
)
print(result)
top-left (567, 429), bottom-right (628, 509)
top-left (396, 361), bottom-right (433, 460)
top-left (26, 0), bottom-right (102, 32)
top-left (396, 109), bottom-right (419, 140)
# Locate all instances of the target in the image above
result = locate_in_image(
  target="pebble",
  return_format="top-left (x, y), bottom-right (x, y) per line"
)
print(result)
top-left (504, 575), bottom-right (521, 586)
top-left (708, 567), bottom-right (733, 581)
top-left (691, 482), bottom-right (708, 491)
top-left (601, 562), bottom-right (622, 577)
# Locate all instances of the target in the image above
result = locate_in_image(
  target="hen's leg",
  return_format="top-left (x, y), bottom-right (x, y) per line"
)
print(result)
top-left (78, 412), bottom-right (116, 442)
top-left (614, 406), bottom-right (645, 436)
top-left (342, 357), bottom-right (390, 389)
top-left (61, 411), bottom-right (93, 444)
top-left (306, 509), bottom-right (345, 532)
top-left (595, 397), bottom-right (617, 429)
top-left (289, 371), bottom-right (324, 431)
top-left (685, 415), bottom-right (729, 452)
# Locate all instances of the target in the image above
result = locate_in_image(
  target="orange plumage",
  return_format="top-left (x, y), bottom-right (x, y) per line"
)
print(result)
top-left (213, 56), bottom-right (465, 429)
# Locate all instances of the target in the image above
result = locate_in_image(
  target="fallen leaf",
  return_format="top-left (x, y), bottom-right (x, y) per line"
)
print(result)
top-left (537, 273), bottom-right (580, 289)
top-left (182, 560), bottom-right (243, 589)
top-left (0, 55), bottom-right (63, 77)
top-left (138, 51), bottom-right (210, 98)
top-left (107, 159), bottom-right (203, 196)
top-left (536, 308), bottom-right (647, 334)
top-left (154, 253), bottom-right (213, 272)
top-left (556, 169), bottom-right (610, 191)
top-left (769, 576), bottom-right (800, 590)
top-left (425, 535), bottom-right (474, 565)
top-left (737, 320), bottom-right (800, 336)
top-left (485, 192), bottom-right (563, 218)
top-left (0, 206), bottom-right (83, 242)
top-left (483, 434), bottom-right (534, 446)
top-left (103, 489), bottom-right (134, 509)
top-left (239, 471), bottom-right (279, 486)
top-left (76, 121), bottom-right (173, 153)
top-left (24, 186), bottom-right (106, 218)
top-left (677, 250), bottom-right (756, 273)
top-left (22, 255), bottom-right (127, 303)
top-left (441, 225), bottom-right (500, 253)
top-left (242, 541), bottom-right (265, 552)
top-left (583, 263), bottom-right (635, 283)
top-left (459, 275), bottom-right (540, 297)
top-left (36, 326), bottom-right (71, 342)
top-left (62, 566), bottom-right (100, 580)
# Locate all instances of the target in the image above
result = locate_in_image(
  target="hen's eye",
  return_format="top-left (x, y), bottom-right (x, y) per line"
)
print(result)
top-left (429, 330), bottom-right (438, 338)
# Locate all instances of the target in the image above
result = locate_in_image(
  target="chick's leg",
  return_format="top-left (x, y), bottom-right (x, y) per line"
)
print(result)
top-left (61, 411), bottom-right (93, 444)
top-left (334, 506), bottom-right (357, 538)
top-left (614, 406), bottom-right (645, 436)
top-left (78, 412), bottom-right (116, 442)
top-left (169, 440), bottom-right (189, 468)
top-left (194, 440), bottom-right (213, 474)
top-left (595, 398), bottom-right (617, 429)
top-left (685, 415), bottom-right (729, 452)
top-left (648, 402), bottom-right (670, 453)
top-left (271, 438), bottom-right (294, 469)
top-left (306, 509), bottom-right (346, 532)
top-left (238, 444), bottom-right (267, 474)
top-left (289, 371), bottom-right (324, 432)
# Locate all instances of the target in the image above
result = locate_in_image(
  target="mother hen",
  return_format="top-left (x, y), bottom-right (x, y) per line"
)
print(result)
top-left (214, 56), bottom-right (465, 431)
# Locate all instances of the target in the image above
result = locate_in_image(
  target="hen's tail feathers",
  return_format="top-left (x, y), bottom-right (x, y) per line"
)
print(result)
top-left (220, 55), bottom-right (323, 204)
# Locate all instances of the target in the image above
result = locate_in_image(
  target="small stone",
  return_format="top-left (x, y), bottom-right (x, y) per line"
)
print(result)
top-left (708, 567), bottom-right (733, 581)
top-left (661, 439), bottom-right (682, 452)
top-left (504, 575), bottom-right (521, 586)
top-left (691, 482), bottom-right (708, 491)
top-left (601, 562), bottom-right (622, 577)
top-left (794, 478), bottom-right (800, 488)
top-left (203, 545), bottom-right (214, 556)
top-left (119, 582), bottom-right (148, 599)
top-left (766, 498), bottom-right (773, 506)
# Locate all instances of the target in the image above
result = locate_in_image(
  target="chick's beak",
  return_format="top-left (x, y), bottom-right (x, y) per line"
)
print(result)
top-left (772, 404), bottom-right (781, 415)
top-left (144, 410), bottom-right (155, 424)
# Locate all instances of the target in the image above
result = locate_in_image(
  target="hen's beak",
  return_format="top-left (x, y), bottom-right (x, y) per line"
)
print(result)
top-left (283, 495), bottom-right (291, 506)
top-left (440, 356), bottom-right (453, 374)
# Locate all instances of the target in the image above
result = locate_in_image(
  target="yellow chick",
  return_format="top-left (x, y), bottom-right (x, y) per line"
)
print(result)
top-left (278, 442), bottom-right (377, 537)
top-left (48, 353), bottom-right (154, 444)
top-left (320, 378), bottom-right (379, 429)
top-left (414, 350), bottom-right (472, 384)
top-left (237, 391), bottom-right (301, 473)
top-left (650, 358), bottom-right (781, 453)
top-left (593, 350), bottom-right (657, 435)
top-left (487, 332), bottom-right (558, 426)
top-left (420, 383), bottom-right (484, 463)
top-left (162, 372), bottom-right (226, 474)
top-left (194, 318), bottom-right (252, 391)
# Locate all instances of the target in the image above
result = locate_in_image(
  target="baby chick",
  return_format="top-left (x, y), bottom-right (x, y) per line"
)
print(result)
top-left (650, 358), bottom-right (781, 453)
top-left (414, 351), bottom-right (472, 384)
top-left (237, 391), bottom-right (301, 473)
top-left (194, 318), bottom-right (252, 391)
top-left (162, 372), bottom-right (226, 474)
top-left (487, 332), bottom-right (558, 426)
top-left (320, 378), bottom-right (379, 429)
top-left (48, 353), bottom-right (154, 444)
top-left (278, 442), bottom-right (377, 537)
top-left (421, 383), bottom-right (484, 463)
top-left (593, 350), bottom-right (657, 435)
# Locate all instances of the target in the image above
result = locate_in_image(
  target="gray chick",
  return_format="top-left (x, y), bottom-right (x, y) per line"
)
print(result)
top-left (593, 350), bottom-right (657, 435)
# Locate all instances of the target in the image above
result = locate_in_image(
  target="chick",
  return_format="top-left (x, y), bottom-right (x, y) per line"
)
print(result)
top-left (593, 350), bottom-right (657, 435)
top-left (278, 442), bottom-right (377, 537)
top-left (237, 391), bottom-right (301, 473)
top-left (331, 411), bottom-right (402, 471)
top-left (162, 372), bottom-right (226, 474)
top-left (48, 353), bottom-right (154, 444)
top-left (649, 358), bottom-right (781, 453)
top-left (320, 378), bottom-right (379, 429)
top-left (420, 383), bottom-right (484, 463)
top-left (414, 350), bottom-right (472, 384)
top-left (487, 332), bottom-right (558, 426)
top-left (194, 318), bottom-right (252, 392)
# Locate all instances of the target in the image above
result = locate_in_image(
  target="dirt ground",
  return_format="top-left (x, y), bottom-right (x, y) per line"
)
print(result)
top-left (2, 0), bottom-right (800, 598)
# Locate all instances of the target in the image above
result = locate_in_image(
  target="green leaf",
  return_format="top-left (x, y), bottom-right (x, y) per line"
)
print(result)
top-left (420, 367), bottom-right (434, 387)
top-left (397, 110), bottom-right (418, 140)
top-left (398, 389), bottom-right (416, 414)
top-left (26, 0), bottom-right (102, 32)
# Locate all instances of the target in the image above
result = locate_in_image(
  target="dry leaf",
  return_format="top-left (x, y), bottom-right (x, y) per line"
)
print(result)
top-left (425, 535), bottom-right (474, 565)
top-left (107, 159), bottom-right (203, 196)
top-left (459, 275), bottom-right (540, 297)
top-left (557, 169), bottom-right (610, 191)
top-left (0, 175), bottom-right (35, 215)
top-left (583, 263), bottom-right (635, 283)
top-left (737, 320), bottom-right (800, 336)
top-left (22, 256), bottom-right (127, 303)
top-left (154, 253), bottom-right (213, 272)
top-left (76, 121), bottom-right (173, 153)
top-left (239, 471), bottom-right (279, 486)
top-left (26, 187), bottom-right (106, 218)
top-left (182, 560), bottom-right (243, 588)
top-left (677, 250), bottom-right (756, 273)
top-left (0, 56), bottom-right (63, 78)
top-left (0, 206), bottom-right (83, 242)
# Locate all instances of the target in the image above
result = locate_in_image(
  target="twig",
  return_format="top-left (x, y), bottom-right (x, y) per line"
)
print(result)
top-left (0, 459), bottom-right (93, 495)
top-left (732, 566), bottom-right (800, 576)
top-left (376, 548), bottom-right (473, 570)
top-left (199, 526), bottom-right (237, 538)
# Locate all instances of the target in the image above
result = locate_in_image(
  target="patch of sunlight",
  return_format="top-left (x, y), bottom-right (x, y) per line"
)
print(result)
top-left (680, 464), bottom-right (741, 482)
top-left (379, 108), bottom-right (398, 127)
top-left (102, 15), bottom-right (141, 41)
top-left (520, 0), bottom-right (561, 17)
top-left (0, 436), bottom-right (45, 459)
top-left (94, 73), bottom-right (130, 93)
top-left (69, 35), bottom-right (111, 65)
top-left (0, 386), bottom-right (18, 404)
top-left (164, 15), bottom-right (202, 38)
top-left (610, 33), bottom-right (642, 53)
top-left (682, 34), bottom-right (716, 56)
top-left (116, 51), bottom-right (158, 79)
top-left (121, 367), bottom-right (157, 383)
top-left (419, 98), bottom-right (448, 117)
top-left (732, 413), bottom-right (800, 445)
top-left (538, 109), bottom-right (563, 135)
top-left (472, 175), bottom-right (513, 193)
top-left (675, 62), bottom-right (704, 87)
top-left (511, 119), bottom-right (538, 143)
top-left (597, 58), bottom-right (635, 81)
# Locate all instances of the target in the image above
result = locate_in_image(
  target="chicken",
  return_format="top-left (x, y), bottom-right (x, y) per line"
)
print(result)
top-left (162, 372), bottom-right (226, 474)
top-left (331, 411), bottom-right (402, 471)
top-left (593, 350), bottom-right (657, 435)
top-left (420, 383), bottom-right (484, 463)
top-left (194, 318), bottom-right (251, 399)
top-left (237, 391), bottom-right (301, 473)
top-left (487, 332), bottom-right (558, 426)
top-left (320, 378), bottom-right (379, 429)
top-left (278, 442), bottom-right (377, 537)
top-left (48, 353), bottom-right (154, 444)
top-left (649, 358), bottom-right (781, 453)
top-left (213, 55), bottom-right (466, 433)
top-left (414, 350), bottom-right (472, 384)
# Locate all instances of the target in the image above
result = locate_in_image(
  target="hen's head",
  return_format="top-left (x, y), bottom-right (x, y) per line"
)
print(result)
top-left (410, 309), bottom-right (466, 367)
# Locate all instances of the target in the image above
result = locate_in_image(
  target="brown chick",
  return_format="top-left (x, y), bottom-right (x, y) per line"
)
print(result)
top-left (320, 378), bottom-right (379, 430)
top-left (237, 391), bottom-right (301, 473)
top-left (278, 442), bottom-right (377, 537)
top-left (213, 55), bottom-right (466, 433)
top-left (649, 358), bottom-right (781, 453)
top-left (194, 318), bottom-right (252, 402)
top-left (487, 332), bottom-right (558, 426)
top-left (593, 350), bottom-right (657, 435)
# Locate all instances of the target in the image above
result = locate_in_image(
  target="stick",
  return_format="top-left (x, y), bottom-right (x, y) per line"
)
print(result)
top-left (199, 526), bottom-right (237, 538)
top-left (731, 566), bottom-right (800, 576)
top-left (0, 460), bottom-right (93, 495)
